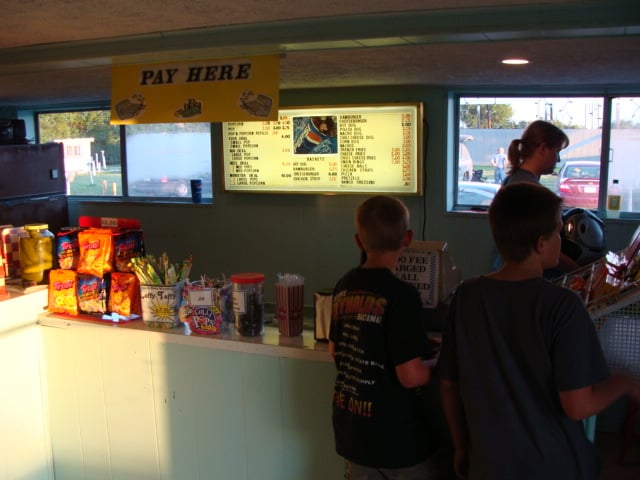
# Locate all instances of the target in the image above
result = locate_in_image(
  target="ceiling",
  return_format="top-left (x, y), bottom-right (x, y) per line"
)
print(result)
top-left (1, 0), bottom-right (640, 109)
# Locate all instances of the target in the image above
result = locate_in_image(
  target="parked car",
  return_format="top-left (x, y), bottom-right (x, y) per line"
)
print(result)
top-left (459, 135), bottom-right (474, 181)
top-left (556, 160), bottom-right (600, 209)
top-left (458, 181), bottom-right (500, 206)
top-left (130, 177), bottom-right (190, 197)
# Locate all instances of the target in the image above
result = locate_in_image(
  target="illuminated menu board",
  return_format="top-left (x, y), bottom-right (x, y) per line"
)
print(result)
top-left (222, 103), bottom-right (423, 194)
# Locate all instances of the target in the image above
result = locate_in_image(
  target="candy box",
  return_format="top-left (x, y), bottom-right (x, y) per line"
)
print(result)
top-left (180, 279), bottom-right (233, 334)
top-left (140, 281), bottom-right (184, 328)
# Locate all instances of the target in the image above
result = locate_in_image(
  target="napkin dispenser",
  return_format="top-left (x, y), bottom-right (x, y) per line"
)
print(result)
top-left (313, 288), bottom-right (333, 341)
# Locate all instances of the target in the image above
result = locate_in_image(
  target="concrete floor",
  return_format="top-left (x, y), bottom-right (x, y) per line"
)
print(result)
top-left (596, 431), bottom-right (640, 480)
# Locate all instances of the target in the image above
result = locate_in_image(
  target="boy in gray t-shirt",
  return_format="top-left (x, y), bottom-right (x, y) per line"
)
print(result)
top-left (439, 183), bottom-right (640, 480)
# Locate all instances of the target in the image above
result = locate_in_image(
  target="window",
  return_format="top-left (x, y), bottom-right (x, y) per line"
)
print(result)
top-left (125, 123), bottom-right (212, 200)
top-left (37, 110), bottom-right (213, 201)
top-left (454, 95), bottom-right (640, 218)
top-left (38, 110), bottom-right (121, 196)
top-left (609, 97), bottom-right (640, 214)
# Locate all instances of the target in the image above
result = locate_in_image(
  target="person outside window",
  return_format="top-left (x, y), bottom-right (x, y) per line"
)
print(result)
top-left (329, 195), bottom-right (443, 480)
top-left (438, 183), bottom-right (640, 480)
top-left (490, 147), bottom-right (507, 184)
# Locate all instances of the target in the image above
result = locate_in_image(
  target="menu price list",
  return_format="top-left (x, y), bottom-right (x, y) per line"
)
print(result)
top-left (222, 104), bottom-right (422, 194)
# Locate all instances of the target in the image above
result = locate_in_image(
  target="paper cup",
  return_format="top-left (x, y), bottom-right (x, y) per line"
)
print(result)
top-left (140, 282), bottom-right (184, 328)
top-left (190, 178), bottom-right (202, 203)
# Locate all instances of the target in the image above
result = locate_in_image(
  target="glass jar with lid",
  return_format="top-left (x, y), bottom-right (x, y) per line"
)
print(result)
top-left (231, 272), bottom-right (265, 336)
top-left (19, 223), bottom-right (54, 287)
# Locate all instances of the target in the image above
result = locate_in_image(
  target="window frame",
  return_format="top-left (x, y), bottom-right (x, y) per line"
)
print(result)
top-left (122, 122), bottom-right (214, 202)
top-left (450, 93), bottom-right (640, 220)
top-left (35, 107), bottom-right (215, 204)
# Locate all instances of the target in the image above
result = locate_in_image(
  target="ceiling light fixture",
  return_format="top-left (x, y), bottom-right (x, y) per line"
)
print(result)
top-left (502, 58), bottom-right (529, 65)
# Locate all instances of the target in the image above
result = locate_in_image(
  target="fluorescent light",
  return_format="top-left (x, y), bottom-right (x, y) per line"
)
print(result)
top-left (502, 58), bottom-right (529, 65)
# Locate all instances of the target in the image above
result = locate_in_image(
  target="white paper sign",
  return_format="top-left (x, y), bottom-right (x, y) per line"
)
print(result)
top-left (396, 241), bottom-right (447, 308)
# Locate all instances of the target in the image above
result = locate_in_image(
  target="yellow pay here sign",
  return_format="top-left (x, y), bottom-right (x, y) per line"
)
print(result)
top-left (110, 54), bottom-right (280, 124)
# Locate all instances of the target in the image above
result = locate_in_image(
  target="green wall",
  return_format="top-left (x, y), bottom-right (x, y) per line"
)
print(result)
top-left (68, 86), bottom-right (639, 307)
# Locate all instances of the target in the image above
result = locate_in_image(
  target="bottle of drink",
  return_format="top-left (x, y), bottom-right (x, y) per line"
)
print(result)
top-left (606, 179), bottom-right (622, 218)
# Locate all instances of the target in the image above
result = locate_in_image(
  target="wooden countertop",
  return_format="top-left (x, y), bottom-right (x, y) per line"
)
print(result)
top-left (1, 286), bottom-right (48, 333)
top-left (0, 282), bottom-right (48, 302)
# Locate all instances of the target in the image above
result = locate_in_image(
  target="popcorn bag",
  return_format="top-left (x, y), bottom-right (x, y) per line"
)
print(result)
top-left (275, 273), bottom-right (305, 337)
top-left (109, 272), bottom-right (141, 317)
top-left (48, 269), bottom-right (79, 316)
top-left (77, 273), bottom-right (109, 315)
top-left (77, 228), bottom-right (114, 278)
top-left (56, 227), bottom-right (83, 270)
top-left (43, 217), bottom-right (146, 322)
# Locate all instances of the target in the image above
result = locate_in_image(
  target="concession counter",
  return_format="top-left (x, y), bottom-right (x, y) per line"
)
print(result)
top-left (37, 313), bottom-right (343, 480)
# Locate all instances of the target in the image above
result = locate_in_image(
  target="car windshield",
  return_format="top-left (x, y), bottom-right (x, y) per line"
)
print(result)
top-left (563, 164), bottom-right (599, 179)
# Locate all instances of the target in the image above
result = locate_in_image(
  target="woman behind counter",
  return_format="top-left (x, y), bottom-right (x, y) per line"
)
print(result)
top-left (500, 120), bottom-right (581, 274)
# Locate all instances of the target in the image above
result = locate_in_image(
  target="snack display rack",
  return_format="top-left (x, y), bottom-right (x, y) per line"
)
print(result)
top-left (557, 262), bottom-right (640, 328)
top-left (557, 226), bottom-right (640, 447)
top-left (556, 224), bottom-right (640, 329)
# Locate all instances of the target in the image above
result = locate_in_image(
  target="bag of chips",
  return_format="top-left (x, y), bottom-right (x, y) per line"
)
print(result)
top-left (77, 228), bottom-right (114, 277)
top-left (113, 230), bottom-right (145, 273)
top-left (109, 272), bottom-right (141, 317)
top-left (77, 273), bottom-right (109, 314)
top-left (56, 227), bottom-right (83, 270)
top-left (48, 269), bottom-right (78, 316)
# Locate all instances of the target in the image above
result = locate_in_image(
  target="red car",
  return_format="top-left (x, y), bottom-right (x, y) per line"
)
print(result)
top-left (556, 160), bottom-right (600, 209)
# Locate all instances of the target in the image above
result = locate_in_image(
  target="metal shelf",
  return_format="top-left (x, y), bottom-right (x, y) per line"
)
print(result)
top-left (555, 252), bottom-right (640, 323)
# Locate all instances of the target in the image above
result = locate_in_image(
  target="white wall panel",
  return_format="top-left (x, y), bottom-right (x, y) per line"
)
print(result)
top-left (0, 289), bottom-right (52, 480)
top-left (71, 329), bottom-right (110, 479)
top-left (101, 332), bottom-right (159, 480)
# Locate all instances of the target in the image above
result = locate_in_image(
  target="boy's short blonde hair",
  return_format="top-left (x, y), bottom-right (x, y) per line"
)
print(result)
top-left (356, 195), bottom-right (409, 253)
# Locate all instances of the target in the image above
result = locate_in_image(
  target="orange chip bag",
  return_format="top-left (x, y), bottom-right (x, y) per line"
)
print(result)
top-left (109, 272), bottom-right (141, 317)
top-left (48, 269), bottom-right (78, 316)
top-left (77, 228), bottom-right (114, 277)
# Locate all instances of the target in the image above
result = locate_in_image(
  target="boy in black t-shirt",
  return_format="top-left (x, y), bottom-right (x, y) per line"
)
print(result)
top-left (329, 195), bottom-right (441, 480)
